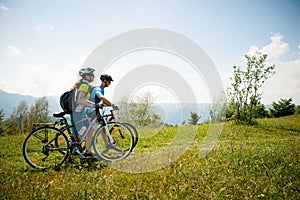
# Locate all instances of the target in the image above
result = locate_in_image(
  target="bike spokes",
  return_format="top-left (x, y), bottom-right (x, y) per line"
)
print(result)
top-left (23, 127), bottom-right (69, 169)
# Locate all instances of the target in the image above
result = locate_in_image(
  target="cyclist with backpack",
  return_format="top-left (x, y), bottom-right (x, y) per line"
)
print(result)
top-left (70, 67), bottom-right (100, 158)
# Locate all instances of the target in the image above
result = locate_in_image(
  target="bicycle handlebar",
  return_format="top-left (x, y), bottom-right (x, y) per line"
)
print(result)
top-left (99, 103), bottom-right (119, 111)
top-left (95, 103), bottom-right (118, 123)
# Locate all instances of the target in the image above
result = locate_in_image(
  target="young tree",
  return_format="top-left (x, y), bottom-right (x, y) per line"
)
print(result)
top-left (295, 105), bottom-right (300, 114)
top-left (5, 101), bottom-right (28, 135)
top-left (188, 111), bottom-right (201, 125)
top-left (269, 98), bottom-right (296, 118)
top-left (0, 109), bottom-right (5, 135)
top-left (229, 53), bottom-right (275, 124)
top-left (209, 92), bottom-right (227, 123)
top-left (15, 101), bottom-right (28, 134)
top-left (118, 93), bottom-right (162, 127)
top-left (26, 97), bottom-right (51, 131)
top-left (253, 103), bottom-right (269, 118)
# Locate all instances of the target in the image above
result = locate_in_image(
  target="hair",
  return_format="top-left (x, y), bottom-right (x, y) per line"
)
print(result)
top-left (71, 79), bottom-right (83, 90)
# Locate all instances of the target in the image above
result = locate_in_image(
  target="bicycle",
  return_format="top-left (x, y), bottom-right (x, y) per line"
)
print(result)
top-left (22, 106), bottom-right (136, 169)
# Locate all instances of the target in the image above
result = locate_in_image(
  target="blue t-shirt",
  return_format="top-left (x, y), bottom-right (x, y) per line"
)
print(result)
top-left (90, 85), bottom-right (104, 104)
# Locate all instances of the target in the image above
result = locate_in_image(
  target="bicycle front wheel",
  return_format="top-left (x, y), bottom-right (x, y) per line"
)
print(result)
top-left (108, 122), bottom-right (138, 150)
top-left (93, 122), bottom-right (134, 162)
top-left (22, 127), bottom-right (69, 169)
top-left (122, 122), bottom-right (138, 149)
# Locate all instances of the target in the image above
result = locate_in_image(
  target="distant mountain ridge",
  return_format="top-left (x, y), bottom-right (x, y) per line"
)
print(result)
top-left (0, 89), bottom-right (61, 119)
top-left (153, 103), bottom-right (211, 125)
top-left (1, 89), bottom-right (297, 125)
top-left (0, 89), bottom-right (211, 125)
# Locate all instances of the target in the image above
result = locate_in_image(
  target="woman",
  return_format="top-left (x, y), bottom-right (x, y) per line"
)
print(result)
top-left (70, 67), bottom-right (98, 158)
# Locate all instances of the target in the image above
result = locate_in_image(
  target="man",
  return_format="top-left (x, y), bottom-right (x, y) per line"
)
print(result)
top-left (89, 74), bottom-right (118, 151)
top-left (90, 74), bottom-right (114, 106)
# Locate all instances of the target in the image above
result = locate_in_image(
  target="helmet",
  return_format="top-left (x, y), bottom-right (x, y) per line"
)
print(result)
top-left (79, 68), bottom-right (95, 77)
top-left (100, 74), bottom-right (113, 82)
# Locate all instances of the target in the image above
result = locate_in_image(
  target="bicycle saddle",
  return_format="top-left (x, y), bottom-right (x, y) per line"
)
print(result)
top-left (53, 112), bottom-right (68, 118)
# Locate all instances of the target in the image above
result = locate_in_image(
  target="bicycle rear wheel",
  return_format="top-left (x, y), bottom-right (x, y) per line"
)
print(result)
top-left (22, 127), bottom-right (69, 169)
top-left (93, 122), bottom-right (134, 162)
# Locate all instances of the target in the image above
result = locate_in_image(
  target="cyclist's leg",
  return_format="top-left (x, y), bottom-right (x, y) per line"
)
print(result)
top-left (68, 111), bottom-right (86, 160)
top-left (70, 113), bottom-right (76, 134)
top-left (85, 119), bottom-right (109, 158)
top-left (93, 122), bottom-right (134, 161)
top-left (70, 113), bottom-right (80, 141)
top-left (85, 129), bottom-right (93, 150)
top-left (71, 111), bottom-right (84, 142)
top-left (101, 128), bottom-right (109, 146)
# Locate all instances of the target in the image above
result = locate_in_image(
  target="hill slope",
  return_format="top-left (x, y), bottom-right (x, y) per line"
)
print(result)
top-left (0, 89), bottom-right (61, 118)
top-left (0, 115), bottom-right (299, 199)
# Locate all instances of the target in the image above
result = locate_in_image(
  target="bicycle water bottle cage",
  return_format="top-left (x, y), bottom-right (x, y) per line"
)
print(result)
top-left (54, 118), bottom-right (66, 126)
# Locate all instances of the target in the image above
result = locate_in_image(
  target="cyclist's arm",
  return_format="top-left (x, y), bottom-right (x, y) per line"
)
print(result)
top-left (77, 91), bottom-right (95, 107)
top-left (93, 87), bottom-right (112, 106)
top-left (97, 94), bottom-right (112, 106)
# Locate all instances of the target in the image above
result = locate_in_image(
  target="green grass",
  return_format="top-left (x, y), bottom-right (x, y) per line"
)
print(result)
top-left (0, 115), bottom-right (299, 199)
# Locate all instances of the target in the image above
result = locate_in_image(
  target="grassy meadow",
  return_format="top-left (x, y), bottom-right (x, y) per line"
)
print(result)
top-left (0, 115), bottom-right (299, 199)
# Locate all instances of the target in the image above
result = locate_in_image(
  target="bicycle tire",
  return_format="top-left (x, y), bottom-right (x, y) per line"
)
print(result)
top-left (22, 127), bottom-right (69, 169)
top-left (122, 122), bottom-right (138, 149)
top-left (93, 122), bottom-right (134, 162)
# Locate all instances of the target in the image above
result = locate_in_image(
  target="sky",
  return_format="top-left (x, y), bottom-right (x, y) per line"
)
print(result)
top-left (0, 0), bottom-right (300, 104)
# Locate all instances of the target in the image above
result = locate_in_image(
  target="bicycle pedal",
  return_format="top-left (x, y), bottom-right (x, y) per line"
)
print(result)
top-left (73, 148), bottom-right (85, 158)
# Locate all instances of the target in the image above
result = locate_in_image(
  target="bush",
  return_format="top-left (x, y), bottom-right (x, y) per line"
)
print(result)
top-left (269, 98), bottom-right (296, 118)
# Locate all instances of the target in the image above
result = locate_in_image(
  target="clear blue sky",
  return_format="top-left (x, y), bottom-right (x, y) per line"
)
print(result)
top-left (0, 0), bottom-right (299, 103)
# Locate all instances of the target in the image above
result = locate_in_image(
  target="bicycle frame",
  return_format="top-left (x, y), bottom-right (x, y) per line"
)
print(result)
top-left (56, 108), bottom-right (116, 150)
top-left (76, 111), bottom-right (115, 144)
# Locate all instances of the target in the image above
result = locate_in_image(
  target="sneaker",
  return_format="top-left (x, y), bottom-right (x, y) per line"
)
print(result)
top-left (84, 152), bottom-right (97, 158)
top-left (101, 145), bottom-right (115, 158)
top-left (101, 152), bottom-right (111, 159)
top-left (83, 152), bottom-right (98, 161)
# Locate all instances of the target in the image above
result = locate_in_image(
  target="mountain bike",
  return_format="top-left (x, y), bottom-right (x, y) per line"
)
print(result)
top-left (22, 106), bottom-right (135, 169)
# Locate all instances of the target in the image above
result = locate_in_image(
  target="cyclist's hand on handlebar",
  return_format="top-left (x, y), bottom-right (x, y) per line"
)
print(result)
top-left (112, 104), bottom-right (119, 110)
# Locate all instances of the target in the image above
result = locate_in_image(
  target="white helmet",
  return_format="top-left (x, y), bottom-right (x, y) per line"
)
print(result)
top-left (79, 68), bottom-right (95, 77)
